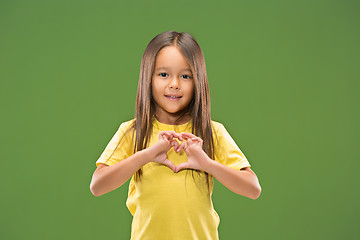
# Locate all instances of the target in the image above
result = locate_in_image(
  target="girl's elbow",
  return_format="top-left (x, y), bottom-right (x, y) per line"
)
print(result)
top-left (90, 181), bottom-right (103, 197)
top-left (253, 185), bottom-right (262, 199)
top-left (90, 187), bottom-right (99, 197)
top-left (248, 184), bottom-right (261, 200)
top-left (90, 184), bottom-right (97, 196)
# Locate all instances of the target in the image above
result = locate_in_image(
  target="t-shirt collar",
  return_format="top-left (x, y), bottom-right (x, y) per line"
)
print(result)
top-left (152, 116), bottom-right (192, 132)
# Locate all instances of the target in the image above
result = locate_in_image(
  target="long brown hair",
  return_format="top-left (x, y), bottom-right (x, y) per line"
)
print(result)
top-left (126, 31), bottom-right (215, 193)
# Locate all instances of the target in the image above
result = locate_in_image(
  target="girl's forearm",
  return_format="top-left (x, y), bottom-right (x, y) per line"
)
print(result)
top-left (204, 160), bottom-right (261, 199)
top-left (90, 149), bottom-right (152, 196)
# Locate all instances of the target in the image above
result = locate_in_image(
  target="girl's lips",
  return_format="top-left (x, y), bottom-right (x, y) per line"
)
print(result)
top-left (165, 95), bottom-right (182, 100)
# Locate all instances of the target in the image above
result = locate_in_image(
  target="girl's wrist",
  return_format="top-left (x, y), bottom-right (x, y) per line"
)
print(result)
top-left (202, 156), bottom-right (216, 174)
top-left (196, 151), bottom-right (213, 172)
top-left (142, 143), bottom-right (161, 163)
top-left (134, 149), bottom-right (151, 165)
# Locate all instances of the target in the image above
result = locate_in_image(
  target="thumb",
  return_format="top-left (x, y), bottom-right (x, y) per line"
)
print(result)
top-left (183, 142), bottom-right (191, 156)
top-left (175, 162), bottom-right (190, 173)
top-left (162, 158), bottom-right (176, 173)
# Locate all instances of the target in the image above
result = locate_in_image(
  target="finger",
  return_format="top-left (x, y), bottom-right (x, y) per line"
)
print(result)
top-left (160, 132), bottom-right (173, 141)
top-left (180, 132), bottom-right (199, 140)
top-left (176, 142), bottom-right (187, 152)
top-left (181, 132), bottom-right (197, 138)
top-left (167, 132), bottom-right (174, 141)
top-left (175, 162), bottom-right (190, 173)
top-left (191, 137), bottom-right (203, 146)
top-left (166, 131), bottom-right (183, 141)
top-left (159, 131), bottom-right (168, 139)
top-left (170, 139), bottom-right (180, 151)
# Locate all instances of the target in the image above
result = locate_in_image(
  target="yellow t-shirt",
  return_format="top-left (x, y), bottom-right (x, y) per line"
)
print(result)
top-left (96, 117), bottom-right (251, 240)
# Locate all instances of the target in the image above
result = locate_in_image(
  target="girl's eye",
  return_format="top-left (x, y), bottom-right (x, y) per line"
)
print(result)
top-left (159, 73), bottom-right (191, 79)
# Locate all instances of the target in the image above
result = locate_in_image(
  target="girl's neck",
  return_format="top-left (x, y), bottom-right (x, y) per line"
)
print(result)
top-left (154, 113), bottom-right (192, 125)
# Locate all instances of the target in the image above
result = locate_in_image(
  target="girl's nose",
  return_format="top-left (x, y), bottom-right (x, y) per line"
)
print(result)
top-left (169, 77), bottom-right (180, 90)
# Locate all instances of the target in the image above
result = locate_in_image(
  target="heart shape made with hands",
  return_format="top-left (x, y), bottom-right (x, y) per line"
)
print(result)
top-left (156, 131), bottom-right (210, 173)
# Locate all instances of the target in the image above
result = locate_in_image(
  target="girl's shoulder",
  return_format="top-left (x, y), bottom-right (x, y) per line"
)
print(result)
top-left (118, 118), bottom-right (136, 133)
top-left (210, 120), bottom-right (225, 133)
top-left (120, 118), bottom-right (136, 127)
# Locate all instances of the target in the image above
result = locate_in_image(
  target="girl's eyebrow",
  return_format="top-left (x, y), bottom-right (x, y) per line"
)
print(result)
top-left (156, 67), bottom-right (191, 72)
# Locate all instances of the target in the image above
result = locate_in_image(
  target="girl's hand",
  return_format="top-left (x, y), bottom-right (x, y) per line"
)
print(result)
top-left (148, 131), bottom-right (183, 172)
top-left (175, 133), bottom-right (212, 173)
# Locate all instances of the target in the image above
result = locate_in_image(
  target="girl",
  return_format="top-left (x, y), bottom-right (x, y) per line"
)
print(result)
top-left (90, 31), bottom-right (261, 240)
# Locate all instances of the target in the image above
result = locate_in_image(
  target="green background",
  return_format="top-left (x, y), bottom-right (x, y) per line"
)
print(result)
top-left (1, 0), bottom-right (359, 239)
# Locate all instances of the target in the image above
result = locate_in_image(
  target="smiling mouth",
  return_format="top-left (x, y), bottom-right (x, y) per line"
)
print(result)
top-left (165, 95), bottom-right (182, 99)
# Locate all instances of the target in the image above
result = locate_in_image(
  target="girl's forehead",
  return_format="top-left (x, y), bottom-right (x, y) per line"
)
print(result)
top-left (154, 46), bottom-right (191, 71)
top-left (155, 66), bottom-right (191, 72)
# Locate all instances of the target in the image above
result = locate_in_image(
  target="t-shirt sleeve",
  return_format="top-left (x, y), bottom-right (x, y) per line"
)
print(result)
top-left (95, 121), bottom-right (134, 167)
top-left (214, 123), bottom-right (251, 170)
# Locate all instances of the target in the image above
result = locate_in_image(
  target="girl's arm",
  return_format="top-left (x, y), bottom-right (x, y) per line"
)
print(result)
top-left (90, 149), bottom-right (150, 196)
top-left (205, 163), bottom-right (261, 199)
top-left (90, 131), bottom-right (182, 197)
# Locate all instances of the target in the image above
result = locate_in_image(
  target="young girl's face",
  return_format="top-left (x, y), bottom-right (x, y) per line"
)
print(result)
top-left (151, 46), bottom-right (194, 122)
